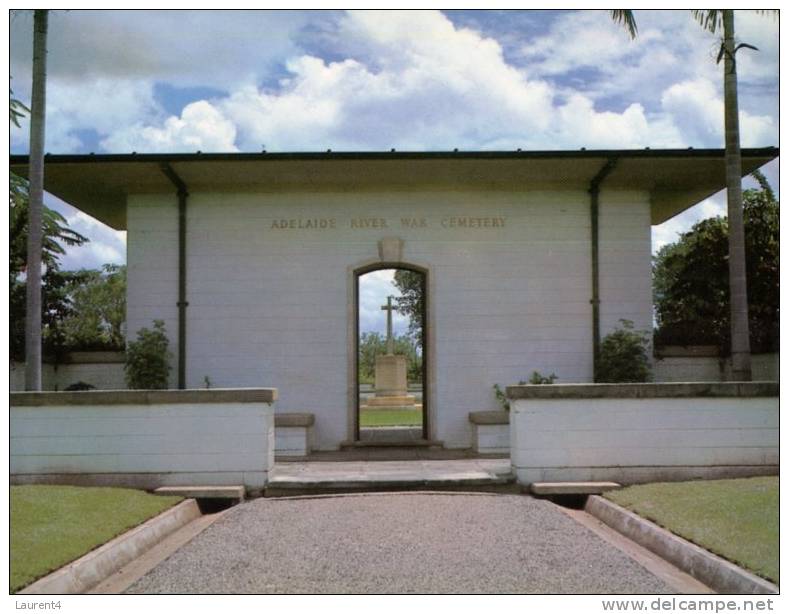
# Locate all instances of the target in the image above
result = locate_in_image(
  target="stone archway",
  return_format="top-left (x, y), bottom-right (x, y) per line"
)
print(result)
top-left (349, 258), bottom-right (433, 443)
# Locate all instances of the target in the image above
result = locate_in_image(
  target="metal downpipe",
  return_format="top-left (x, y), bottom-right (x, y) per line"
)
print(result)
top-left (589, 158), bottom-right (617, 380)
top-left (160, 163), bottom-right (189, 389)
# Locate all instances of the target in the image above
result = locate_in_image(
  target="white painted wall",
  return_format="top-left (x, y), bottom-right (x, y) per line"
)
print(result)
top-left (126, 194), bottom-right (180, 389)
top-left (11, 398), bottom-right (275, 489)
top-left (599, 191), bottom-right (653, 340)
top-left (511, 395), bottom-right (778, 485)
top-left (653, 353), bottom-right (779, 383)
top-left (127, 188), bottom-right (652, 449)
top-left (10, 357), bottom-right (127, 392)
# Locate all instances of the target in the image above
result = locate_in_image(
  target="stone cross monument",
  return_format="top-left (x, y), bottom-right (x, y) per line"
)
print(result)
top-left (381, 295), bottom-right (396, 355)
top-left (369, 293), bottom-right (415, 407)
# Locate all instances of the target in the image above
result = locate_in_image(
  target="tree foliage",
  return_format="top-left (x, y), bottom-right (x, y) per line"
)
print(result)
top-left (9, 190), bottom-right (90, 360)
top-left (125, 320), bottom-right (172, 389)
top-left (653, 172), bottom-right (779, 354)
top-left (358, 331), bottom-right (422, 384)
top-left (595, 320), bottom-right (652, 383)
top-left (10, 268), bottom-right (92, 361)
top-left (60, 264), bottom-right (127, 351)
top-left (392, 269), bottom-right (425, 349)
top-left (10, 177), bottom-right (88, 277)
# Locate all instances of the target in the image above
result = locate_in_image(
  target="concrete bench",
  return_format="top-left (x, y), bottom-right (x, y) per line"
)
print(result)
top-left (468, 410), bottom-right (510, 455)
top-left (275, 413), bottom-right (315, 457)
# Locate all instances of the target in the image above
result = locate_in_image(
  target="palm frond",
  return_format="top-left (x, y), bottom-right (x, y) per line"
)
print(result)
top-left (691, 10), bottom-right (722, 34)
top-left (10, 88), bottom-right (30, 128)
top-left (610, 10), bottom-right (638, 39)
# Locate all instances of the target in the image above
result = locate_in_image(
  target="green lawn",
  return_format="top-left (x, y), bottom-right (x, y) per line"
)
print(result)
top-left (360, 408), bottom-right (422, 427)
top-left (10, 485), bottom-right (183, 592)
top-left (605, 477), bottom-right (778, 583)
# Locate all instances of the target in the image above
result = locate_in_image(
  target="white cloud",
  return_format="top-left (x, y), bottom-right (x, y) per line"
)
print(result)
top-left (214, 10), bottom-right (683, 152)
top-left (12, 78), bottom-right (162, 153)
top-left (96, 9), bottom-right (776, 155)
top-left (11, 9), bottom-right (313, 91)
top-left (218, 10), bottom-right (557, 151)
top-left (661, 79), bottom-right (776, 147)
top-left (101, 100), bottom-right (238, 153)
top-left (519, 10), bottom-right (664, 78)
top-left (359, 269), bottom-right (409, 336)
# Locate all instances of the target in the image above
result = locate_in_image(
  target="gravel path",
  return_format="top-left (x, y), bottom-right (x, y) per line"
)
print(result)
top-left (127, 493), bottom-right (675, 594)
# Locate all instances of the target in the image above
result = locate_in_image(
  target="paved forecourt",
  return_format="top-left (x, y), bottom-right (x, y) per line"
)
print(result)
top-left (127, 493), bottom-right (676, 594)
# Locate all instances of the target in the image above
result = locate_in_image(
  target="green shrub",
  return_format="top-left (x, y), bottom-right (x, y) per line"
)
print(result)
top-left (64, 381), bottom-right (95, 391)
top-left (596, 319), bottom-right (651, 383)
top-left (528, 370), bottom-right (557, 385)
top-left (125, 320), bottom-right (172, 389)
top-left (493, 371), bottom-right (557, 410)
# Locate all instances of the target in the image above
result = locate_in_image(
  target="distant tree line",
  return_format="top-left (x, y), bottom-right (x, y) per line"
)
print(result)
top-left (358, 332), bottom-right (422, 385)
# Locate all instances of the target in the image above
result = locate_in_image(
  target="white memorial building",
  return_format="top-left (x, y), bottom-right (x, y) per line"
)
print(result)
top-left (11, 148), bottom-right (777, 451)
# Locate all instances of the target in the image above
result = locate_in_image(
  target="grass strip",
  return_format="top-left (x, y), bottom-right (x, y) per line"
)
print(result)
top-left (605, 477), bottom-right (778, 583)
top-left (360, 409), bottom-right (422, 427)
top-left (11, 485), bottom-right (182, 592)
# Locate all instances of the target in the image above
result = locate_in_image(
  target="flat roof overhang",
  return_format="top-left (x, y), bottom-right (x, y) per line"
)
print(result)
top-left (9, 148), bottom-right (778, 230)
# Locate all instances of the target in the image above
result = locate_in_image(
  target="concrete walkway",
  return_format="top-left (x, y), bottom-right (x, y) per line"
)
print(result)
top-left (127, 492), bottom-right (682, 594)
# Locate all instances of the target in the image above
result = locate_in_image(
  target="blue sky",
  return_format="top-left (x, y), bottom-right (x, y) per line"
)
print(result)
top-left (359, 270), bottom-right (409, 338)
top-left (9, 9), bottom-right (780, 333)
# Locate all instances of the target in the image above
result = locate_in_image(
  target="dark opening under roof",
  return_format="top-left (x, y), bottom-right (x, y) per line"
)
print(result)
top-left (9, 147), bottom-right (779, 230)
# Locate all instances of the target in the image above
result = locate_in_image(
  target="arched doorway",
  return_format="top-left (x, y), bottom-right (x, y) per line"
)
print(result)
top-left (354, 264), bottom-right (428, 443)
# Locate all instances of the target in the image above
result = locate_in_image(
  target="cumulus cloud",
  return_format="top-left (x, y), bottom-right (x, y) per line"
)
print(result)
top-left (88, 9), bottom-right (776, 154)
top-left (219, 10), bottom-right (557, 151)
top-left (101, 100), bottom-right (238, 152)
top-left (10, 9), bottom-right (312, 91)
top-left (661, 79), bottom-right (776, 147)
top-left (359, 269), bottom-right (409, 336)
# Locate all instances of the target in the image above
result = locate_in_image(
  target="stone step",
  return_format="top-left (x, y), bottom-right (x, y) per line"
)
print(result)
top-left (530, 482), bottom-right (622, 496)
top-left (153, 486), bottom-right (245, 501)
top-left (340, 439), bottom-right (444, 449)
top-left (265, 459), bottom-right (515, 496)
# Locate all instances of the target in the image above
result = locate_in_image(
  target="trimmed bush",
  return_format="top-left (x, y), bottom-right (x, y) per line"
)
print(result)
top-left (596, 319), bottom-right (651, 383)
top-left (125, 320), bottom-right (172, 389)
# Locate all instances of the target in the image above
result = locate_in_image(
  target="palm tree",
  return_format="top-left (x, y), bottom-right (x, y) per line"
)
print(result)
top-left (25, 9), bottom-right (49, 390)
top-left (611, 9), bottom-right (775, 381)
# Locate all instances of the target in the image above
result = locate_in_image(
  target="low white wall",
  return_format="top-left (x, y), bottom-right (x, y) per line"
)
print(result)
top-left (509, 383), bottom-right (778, 486)
top-left (10, 388), bottom-right (277, 491)
top-left (653, 350), bottom-right (778, 383)
top-left (10, 353), bottom-right (127, 391)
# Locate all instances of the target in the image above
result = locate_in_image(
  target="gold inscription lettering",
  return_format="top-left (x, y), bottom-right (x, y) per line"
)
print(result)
top-left (270, 215), bottom-right (503, 230)
top-left (351, 217), bottom-right (388, 229)
top-left (270, 218), bottom-right (337, 230)
top-left (439, 216), bottom-right (505, 229)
